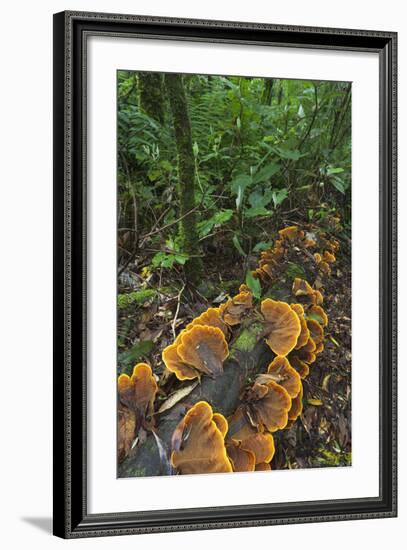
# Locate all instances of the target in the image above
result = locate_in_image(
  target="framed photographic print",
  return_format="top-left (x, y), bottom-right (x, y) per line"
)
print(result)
top-left (53, 11), bottom-right (397, 538)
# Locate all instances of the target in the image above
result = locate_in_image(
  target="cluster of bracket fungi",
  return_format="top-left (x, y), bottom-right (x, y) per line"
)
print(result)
top-left (118, 224), bottom-right (340, 474)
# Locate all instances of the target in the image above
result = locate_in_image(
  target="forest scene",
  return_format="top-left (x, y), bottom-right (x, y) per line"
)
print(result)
top-left (117, 70), bottom-right (351, 477)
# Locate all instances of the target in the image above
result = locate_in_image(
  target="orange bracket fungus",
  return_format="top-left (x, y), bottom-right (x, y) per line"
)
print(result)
top-left (258, 356), bottom-right (302, 399)
top-left (309, 305), bottom-right (328, 327)
top-left (163, 325), bottom-right (229, 380)
top-left (117, 363), bottom-right (158, 427)
top-left (219, 289), bottom-right (253, 326)
top-left (291, 303), bottom-right (310, 349)
top-left (289, 355), bottom-right (310, 379)
top-left (226, 407), bottom-right (275, 471)
top-left (226, 441), bottom-right (256, 472)
top-left (292, 277), bottom-right (314, 298)
top-left (171, 401), bottom-right (232, 475)
top-left (278, 225), bottom-right (305, 241)
top-left (186, 307), bottom-right (229, 337)
top-left (323, 250), bottom-right (336, 263)
top-left (244, 380), bottom-right (292, 432)
top-left (261, 298), bottom-right (301, 356)
top-left (285, 384), bottom-right (304, 429)
top-left (306, 319), bottom-right (324, 346)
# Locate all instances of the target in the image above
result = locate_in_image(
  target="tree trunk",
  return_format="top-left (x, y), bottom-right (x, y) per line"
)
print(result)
top-left (165, 73), bottom-right (203, 284)
top-left (138, 72), bottom-right (165, 124)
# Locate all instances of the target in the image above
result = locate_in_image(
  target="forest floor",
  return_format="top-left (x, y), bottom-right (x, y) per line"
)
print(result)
top-left (117, 219), bottom-right (352, 469)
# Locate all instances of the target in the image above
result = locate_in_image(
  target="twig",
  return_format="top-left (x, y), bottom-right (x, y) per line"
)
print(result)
top-left (171, 283), bottom-right (186, 339)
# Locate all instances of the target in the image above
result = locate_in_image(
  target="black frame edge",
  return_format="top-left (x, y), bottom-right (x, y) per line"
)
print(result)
top-left (53, 10), bottom-right (397, 539)
top-left (53, 10), bottom-right (67, 539)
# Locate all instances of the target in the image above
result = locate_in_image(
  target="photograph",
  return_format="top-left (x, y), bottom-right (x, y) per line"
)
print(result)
top-left (116, 70), bottom-right (352, 477)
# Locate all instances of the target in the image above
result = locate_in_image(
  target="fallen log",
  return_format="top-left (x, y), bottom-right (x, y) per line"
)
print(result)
top-left (118, 327), bottom-right (272, 477)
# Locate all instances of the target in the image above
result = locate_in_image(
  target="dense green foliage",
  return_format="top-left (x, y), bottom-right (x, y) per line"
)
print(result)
top-left (118, 71), bottom-right (351, 282)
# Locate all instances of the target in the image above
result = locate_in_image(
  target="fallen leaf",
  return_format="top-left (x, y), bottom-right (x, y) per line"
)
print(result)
top-left (307, 398), bottom-right (323, 406)
top-left (157, 381), bottom-right (199, 414)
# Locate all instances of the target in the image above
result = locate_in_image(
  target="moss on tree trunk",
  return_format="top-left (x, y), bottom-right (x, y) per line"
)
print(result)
top-left (138, 72), bottom-right (165, 124)
top-left (165, 73), bottom-right (203, 284)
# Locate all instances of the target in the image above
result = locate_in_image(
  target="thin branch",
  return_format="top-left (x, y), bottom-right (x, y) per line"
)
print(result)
top-left (171, 283), bottom-right (186, 339)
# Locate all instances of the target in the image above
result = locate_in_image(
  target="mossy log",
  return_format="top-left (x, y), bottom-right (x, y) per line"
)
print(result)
top-left (118, 330), bottom-right (272, 478)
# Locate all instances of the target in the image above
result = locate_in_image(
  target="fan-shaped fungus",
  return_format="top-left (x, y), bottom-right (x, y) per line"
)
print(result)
top-left (318, 260), bottom-right (331, 275)
top-left (289, 355), bottom-right (310, 378)
top-left (240, 432), bottom-right (275, 464)
top-left (291, 303), bottom-right (310, 349)
top-left (178, 325), bottom-right (229, 378)
top-left (302, 336), bottom-right (317, 353)
top-left (292, 277), bottom-right (314, 297)
top-left (323, 250), bottom-right (336, 263)
top-left (307, 319), bottom-right (324, 345)
top-left (245, 380), bottom-right (292, 432)
top-left (226, 409), bottom-right (275, 470)
top-left (255, 462), bottom-right (272, 471)
top-left (118, 403), bottom-right (137, 463)
top-left (219, 290), bottom-right (253, 325)
top-left (309, 305), bottom-right (328, 327)
top-left (288, 383), bottom-right (303, 420)
top-left (117, 363), bottom-right (157, 422)
top-left (279, 226), bottom-right (305, 241)
top-left (257, 356), bottom-right (301, 398)
top-left (261, 298), bottom-right (301, 356)
top-left (226, 441), bottom-right (255, 472)
top-left (186, 307), bottom-right (229, 337)
top-left (310, 289), bottom-right (324, 305)
top-left (227, 406), bottom-right (257, 442)
top-left (163, 325), bottom-right (229, 380)
top-left (162, 337), bottom-right (198, 381)
top-left (171, 401), bottom-right (233, 475)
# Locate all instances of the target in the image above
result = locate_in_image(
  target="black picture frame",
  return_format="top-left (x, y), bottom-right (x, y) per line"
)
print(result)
top-left (53, 10), bottom-right (397, 539)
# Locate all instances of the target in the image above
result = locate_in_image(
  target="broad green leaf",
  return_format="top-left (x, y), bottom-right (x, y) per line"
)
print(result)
top-left (327, 167), bottom-right (344, 175)
top-left (330, 177), bottom-right (346, 194)
top-left (252, 163), bottom-right (280, 184)
top-left (244, 206), bottom-right (272, 218)
top-left (232, 234), bottom-right (246, 256)
top-left (230, 174), bottom-right (252, 195)
top-left (197, 209), bottom-right (234, 237)
top-left (245, 271), bottom-right (262, 299)
top-left (248, 189), bottom-right (274, 209)
top-left (272, 147), bottom-right (305, 161)
top-left (253, 241), bottom-right (273, 252)
top-left (271, 188), bottom-right (289, 208)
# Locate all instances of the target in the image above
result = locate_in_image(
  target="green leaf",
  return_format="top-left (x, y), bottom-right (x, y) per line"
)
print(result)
top-left (152, 251), bottom-right (188, 269)
top-left (330, 177), bottom-right (346, 194)
top-left (248, 189), bottom-right (273, 209)
top-left (119, 340), bottom-right (154, 371)
top-left (285, 262), bottom-right (306, 279)
top-left (253, 241), bottom-right (273, 252)
top-left (174, 255), bottom-right (188, 265)
top-left (307, 311), bottom-right (325, 324)
top-left (245, 271), bottom-right (262, 299)
top-left (271, 188), bottom-right (288, 208)
top-left (252, 162), bottom-right (280, 184)
top-left (327, 167), bottom-right (344, 175)
top-left (197, 209), bottom-right (234, 237)
top-left (192, 141), bottom-right (199, 158)
top-left (244, 206), bottom-right (272, 218)
top-left (272, 147), bottom-right (305, 161)
top-left (230, 174), bottom-right (252, 195)
top-left (232, 234), bottom-right (246, 256)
